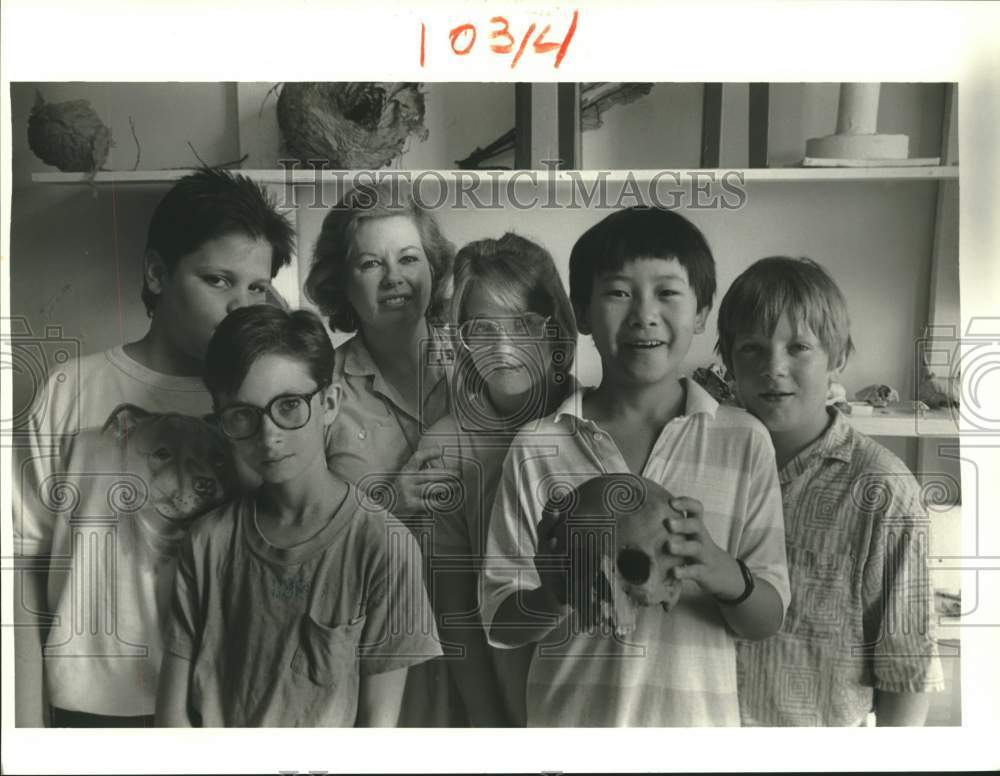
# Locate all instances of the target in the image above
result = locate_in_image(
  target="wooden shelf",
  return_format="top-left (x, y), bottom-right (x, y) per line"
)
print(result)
top-left (845, 406), bottom-right (959, 437)
top-left (31, 166), bottom-right (960, 185)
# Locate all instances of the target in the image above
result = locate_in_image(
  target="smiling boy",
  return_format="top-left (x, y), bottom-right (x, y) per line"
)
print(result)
top-left (480, 207), bottom-right (790, 726)
top-left (14, 169), bottom-right (295, 726)
top-left (719, 256), bottom-right (944, 726)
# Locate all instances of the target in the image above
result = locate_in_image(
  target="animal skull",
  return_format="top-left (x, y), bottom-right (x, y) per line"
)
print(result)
top-left (547, 473), bottom-right (685, 636)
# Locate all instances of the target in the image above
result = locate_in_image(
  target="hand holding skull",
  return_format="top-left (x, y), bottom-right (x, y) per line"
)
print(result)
top-left (664, 496), bottom-right (746, 601)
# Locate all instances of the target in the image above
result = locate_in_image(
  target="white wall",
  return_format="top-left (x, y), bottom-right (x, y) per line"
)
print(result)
top-left (582, 83), bottom-right (704, 169)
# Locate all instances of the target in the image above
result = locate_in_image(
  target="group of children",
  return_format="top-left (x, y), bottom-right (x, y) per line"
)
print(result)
top-left (14, 169), bottom-right (943, 728)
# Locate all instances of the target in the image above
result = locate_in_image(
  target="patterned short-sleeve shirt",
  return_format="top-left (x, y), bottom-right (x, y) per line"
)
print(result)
top-left (736, 408), bottom-right (945, 726)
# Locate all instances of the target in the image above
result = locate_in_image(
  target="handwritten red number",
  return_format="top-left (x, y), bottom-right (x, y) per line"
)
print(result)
top-left (434, 11), bottom-right (578, 69)
top-left (532, 24), bottom-right (559, 54)
top-left (449, 23), bottom-right (476, 56)
top-left (490, 16), bottom-right (514, 53)
top-left (554, 10), bottom-right (578, 68)
top-left (420, 22), bottom-right (426, 66)
top-left (510, 22), bottom-right (536, 69)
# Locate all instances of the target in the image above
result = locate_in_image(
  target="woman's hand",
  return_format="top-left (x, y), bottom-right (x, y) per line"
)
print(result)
top-left (664, 496), bottom-right (745, 600)
top-left (390, 448), bottom-right (447, 518)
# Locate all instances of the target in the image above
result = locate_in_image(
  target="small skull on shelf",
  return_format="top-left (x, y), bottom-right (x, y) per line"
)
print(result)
top-left (855, 383), bottom-right (900, 408)
top-left (543, 473), bottom-right (685, 636)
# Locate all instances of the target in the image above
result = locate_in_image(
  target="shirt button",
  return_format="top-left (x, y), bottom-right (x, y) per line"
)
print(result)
top-left (358, 431), bottom-right (367, 440)
top-left (593, 432), bottom-right (604, 441)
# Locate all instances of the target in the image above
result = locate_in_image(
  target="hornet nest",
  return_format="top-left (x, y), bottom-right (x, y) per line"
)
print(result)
top-left (27, 91), bottom-right (111, 173)
top-left (276, 82), bottom-right (428, 169)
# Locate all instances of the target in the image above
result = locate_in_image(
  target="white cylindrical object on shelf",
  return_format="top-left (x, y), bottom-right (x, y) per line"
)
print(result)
top-left (836, 83), bottom-right (881, 135)
top-left (805, 133), bottom-right (909, 160)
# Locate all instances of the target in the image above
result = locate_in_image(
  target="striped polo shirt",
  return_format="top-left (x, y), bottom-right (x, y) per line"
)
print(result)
top-left (480, 378), bottom-right (790, 727)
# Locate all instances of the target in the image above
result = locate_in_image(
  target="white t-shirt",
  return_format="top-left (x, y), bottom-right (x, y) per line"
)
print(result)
top-left (15, 346), bottom-right (228, 716)
top-left (480, 379), bottom-right (791, 727)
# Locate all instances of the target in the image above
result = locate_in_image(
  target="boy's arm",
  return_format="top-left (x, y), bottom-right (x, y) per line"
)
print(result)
top-left (481, 446), bottom-right (572, 648)
top-left (13, 388), bottom-right (68, 728)
top-left (863, 465), bottom-right (944, 722)
top-left (716, 578), bottom-right (783, 640)
top-left (355, 516), bottom-right (441, 723)
top-left (158, 531), bottom-right (204, 727)
top-left (666, 498), bottom-right (784, 640)
top-left (874, 690), bottom-right (931, 726)
top-left (155, 653), bottom-right (193, 726)
top-left (13, 561), bottom-right (48, 727)
top-left (355, 667), bottom-right (408, 727)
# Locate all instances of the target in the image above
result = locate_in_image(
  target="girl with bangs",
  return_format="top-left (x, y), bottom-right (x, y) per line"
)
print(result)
top-left (397, 232), bottom-right (578, 725)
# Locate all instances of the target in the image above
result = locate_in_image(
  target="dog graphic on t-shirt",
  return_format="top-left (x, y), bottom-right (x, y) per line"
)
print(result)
top-left (58, 403), bottom-right (238, 557)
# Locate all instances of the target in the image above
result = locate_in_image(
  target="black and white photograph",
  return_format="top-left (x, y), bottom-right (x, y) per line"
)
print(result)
top-left (2, 2), bottom-right (999, 774)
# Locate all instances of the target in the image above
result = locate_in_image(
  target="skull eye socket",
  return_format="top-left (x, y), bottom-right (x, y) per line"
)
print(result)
top-left (617, 548), bottom-right (651, 585)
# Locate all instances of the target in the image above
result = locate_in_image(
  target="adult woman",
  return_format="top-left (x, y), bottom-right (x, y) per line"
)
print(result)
top-left (403, 232), bottom-right (578, 725)
top-left (305, 180), bottom-right (455, 485)
top-left (305, 180), bottom-right (458, 725)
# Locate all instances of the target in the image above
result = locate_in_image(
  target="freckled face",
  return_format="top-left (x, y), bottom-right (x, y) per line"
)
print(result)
top-left (346, 216), bottom-right (433, 335)
top-left (730, 314), bottom-right (842, 452)
top-left (581, 257), bottom-right (708, 388)
top-left (151, 233), bottom-right (274, 361)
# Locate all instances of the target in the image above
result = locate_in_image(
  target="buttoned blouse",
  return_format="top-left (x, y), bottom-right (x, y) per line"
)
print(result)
top-left (324, 331), bottom-right (452, 494)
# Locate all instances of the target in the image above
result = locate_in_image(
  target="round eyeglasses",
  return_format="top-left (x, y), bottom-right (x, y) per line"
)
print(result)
top-left (217, 386), bottom-right (325, 440)
top-left (458, 314), bottom-right (553, 350)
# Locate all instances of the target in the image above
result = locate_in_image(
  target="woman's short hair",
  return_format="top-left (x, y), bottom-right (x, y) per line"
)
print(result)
top-left (304, 179), bottom-right (455, 332)
top-left (203, 305), bottom-right (334, 400)
top-left (450, 232), bottom-right (577, 394)
top-left (716, 256), bottom-right (855, 371)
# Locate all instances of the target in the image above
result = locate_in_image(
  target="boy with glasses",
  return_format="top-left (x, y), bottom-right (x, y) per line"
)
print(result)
top-left (156, 305), bottom-right (440, 726)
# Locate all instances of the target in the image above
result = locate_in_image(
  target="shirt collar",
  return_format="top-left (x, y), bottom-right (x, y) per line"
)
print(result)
top-left (553, 376), bottom-right (719, 424)
top-left (342, 334), bottom-right (378, 378)
top-left (342, 328), bottom-right (453, 379)
top-left (779, 406), bottom-right (855, 483)
top-left (341, 329), bottom-right (452, 418)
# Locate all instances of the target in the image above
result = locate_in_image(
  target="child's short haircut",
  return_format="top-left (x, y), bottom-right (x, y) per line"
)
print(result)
top-left (716, 256), bottom-right (855, 371)
top-left (305, 179), bottom-right (455, 333)
top-left (451, 232), bottom-right (578, 380)
top-left (142, 169), bottom-right (296, 315)
top-left (569, 207), bottom-right (717, 316)
top-left (203, 305), bottom-right (334, 400)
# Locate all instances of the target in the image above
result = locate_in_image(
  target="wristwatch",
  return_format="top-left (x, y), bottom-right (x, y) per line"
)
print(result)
top-left (715, 558), bottom-right (755, 605)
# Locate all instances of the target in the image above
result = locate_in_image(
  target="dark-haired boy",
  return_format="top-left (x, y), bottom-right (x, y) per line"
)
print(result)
top-left (480, 207), bottom-right (790, 726)
top-left (14, 169), bottom-right (295, 726)
top-left (157, 305), bottom-right (439, 726)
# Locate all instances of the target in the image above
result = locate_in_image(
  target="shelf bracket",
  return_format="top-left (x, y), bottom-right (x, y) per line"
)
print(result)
top-left (700, 83), bottom-right (723, 168)
top-left (748, 83), bottom-right (770, 168)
